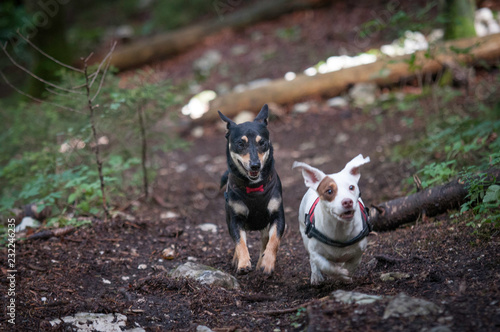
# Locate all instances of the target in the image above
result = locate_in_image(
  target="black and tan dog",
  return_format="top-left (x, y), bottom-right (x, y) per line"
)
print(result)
top-left (218, 104), bottom-right (285, 275)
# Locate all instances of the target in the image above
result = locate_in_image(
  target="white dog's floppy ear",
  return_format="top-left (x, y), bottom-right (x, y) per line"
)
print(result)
top-left (343, 154), bottom-right (370, 180)
top-left (292, 161), bottom-right (326, 191)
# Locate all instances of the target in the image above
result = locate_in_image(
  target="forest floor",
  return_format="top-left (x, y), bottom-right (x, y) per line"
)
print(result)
top-left (2, 1), bottom-right (500, 331)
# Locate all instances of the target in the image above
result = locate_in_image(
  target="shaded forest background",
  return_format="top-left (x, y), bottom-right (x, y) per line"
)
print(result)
top-left (1, 0), bottom-right (500, 331)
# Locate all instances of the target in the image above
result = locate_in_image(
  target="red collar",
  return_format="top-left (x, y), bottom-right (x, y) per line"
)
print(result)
top-left (246, 184), bottom-right (264, 194)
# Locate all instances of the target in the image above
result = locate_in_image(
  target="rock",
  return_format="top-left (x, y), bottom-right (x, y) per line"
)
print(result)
top-left (332, 290), bottom-right (384, 305)
top-left (15, 216), bottom-right (41, 232)
top-left (114, 25), bottom-right (134, 40)
top-left (334, 133), bottom-right (349, 145)
top-left (171, 262), bottom-right (240, 289)
top-left (193, 50), bottom-right (222, 76)
top-left (197, 325), bottom-right (215, 332)
top-left (162, 246), bottom-right (176, 260)
top-left (50, 312), bottom-right (144, 332)
top-left (327, 96), bottom-right (348, 108)
top-left (349, 82), bottom-right (378, 107)
top-left (197, 223), bottom-right (218, 233)
top-left (292, 102), bottom-right (312, 114)
top-left (191, 127), bottom-right (204, 138)
top-left (230, 44), bottom-right (248, 56)
top-left (383, 292), bottom-right (443, 319)
top-left (111, 211), bottom-right (135, 221)
top-left (380, 272), bottom-right (411, 282)
top-left (160, 211), bottom-right (180, 219)
top-left (137, 264), bottom-right (147, 270)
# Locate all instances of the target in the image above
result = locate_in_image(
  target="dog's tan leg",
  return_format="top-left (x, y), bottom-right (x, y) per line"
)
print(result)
top-left (258, 224), bottom-right (280, 275)
top-left (256, 227), bottom-right (270, 270)
top-left (234, 230), bottom-right (251, 274)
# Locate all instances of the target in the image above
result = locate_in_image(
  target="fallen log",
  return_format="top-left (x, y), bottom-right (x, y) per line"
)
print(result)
top-left (202, 33), bottom-right (500, 121)
top-left (104, 0), bottom-right (331, 70)
top-left (369, 169), bottom-right (500, 231)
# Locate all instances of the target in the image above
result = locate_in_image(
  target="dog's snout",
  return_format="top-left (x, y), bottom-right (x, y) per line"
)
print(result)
top-left (342, 198), bottom-right (353, 209)
top-left (250, 161), bottom-right (261, 171)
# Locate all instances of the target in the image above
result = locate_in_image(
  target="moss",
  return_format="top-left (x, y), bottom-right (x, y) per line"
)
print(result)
top-left (444, 0), bottom-right (477, 40)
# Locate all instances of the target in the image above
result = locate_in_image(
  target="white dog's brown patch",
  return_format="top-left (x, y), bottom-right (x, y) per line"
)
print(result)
top-left (317, 177), bottom-right (337, 202)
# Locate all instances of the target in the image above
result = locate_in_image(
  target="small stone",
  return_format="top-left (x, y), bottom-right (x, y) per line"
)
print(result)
top-left (170, 262), bottom-right (240, 289)
top-left (193, 50), bottom-right (222, 75)
top-left (197, 223), bottom-right (218, 233)
top-left (292, 102), bottom-right (312, 114)
top-left (191, 127), bottom-right (204, 138)
top-left (15, 217), bottom-right (41, 232)
top-left (327, 96), bottom-right (348, 107)
top-left (162, 247), bottom-right (176, 260)
top-left (230, 44), bottom-right (248, 56)
top-left (137, 264), bottom-right (147, 270)
top-left (349, 82), bottom-right (378, 107)
top-left (160, 211), bottom-right (179, 220)
top-left (332, 290), bottom-right (384, 305)
top-left (380, 272), bottom-right (411, 282)
top-left (196, 325), bottom-right (215, 332)
top-left (383, 292), bottom-right (442, 319)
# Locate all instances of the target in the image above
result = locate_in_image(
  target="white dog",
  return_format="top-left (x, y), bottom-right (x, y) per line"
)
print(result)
top-left (293, 154), bottom-right (371, 285)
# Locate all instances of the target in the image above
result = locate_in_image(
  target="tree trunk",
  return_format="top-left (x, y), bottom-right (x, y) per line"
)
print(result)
top-left (444, 0), bottom-right (477, 40)
top-left (369, 169), bottom-right (500, 232)
top-left (105, 0), bottom-right (331, 70)
top-left (25, 0), bottom-right (72, 98)
top-left (200, 33), bottom-right (500, 122)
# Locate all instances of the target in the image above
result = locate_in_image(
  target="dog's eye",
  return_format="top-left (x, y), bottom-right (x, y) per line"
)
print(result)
top-left (326, 189), bottom-right (333, 195)
top-left (349, 185), bottom-right (355, 191)
top-left (237, 141), bottom-right (245, 150)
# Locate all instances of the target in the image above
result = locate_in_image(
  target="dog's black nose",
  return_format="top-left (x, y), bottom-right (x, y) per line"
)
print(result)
top-left (250, 162), bottom-right (261, 171)
top-left (342, 198), bottom-right (353, 209)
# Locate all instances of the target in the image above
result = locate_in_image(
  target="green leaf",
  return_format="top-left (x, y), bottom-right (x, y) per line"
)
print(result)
top-left (68, 192), bottom-right (79, 203)
top-left (483, 185), bottom-right (500, 203)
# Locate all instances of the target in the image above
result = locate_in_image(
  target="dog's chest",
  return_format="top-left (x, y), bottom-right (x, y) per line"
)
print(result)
top-left (315, 241), bottom-right (365, 263)
top-left (226, 175), bottom-right (282, 231)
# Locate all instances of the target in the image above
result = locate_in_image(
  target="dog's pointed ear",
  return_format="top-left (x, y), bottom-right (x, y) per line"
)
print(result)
top-left (293, 161), bottom-right (326, 191)
top-left (342, 154), bottom-right (370, 180)
top-left (218, 110), bottom-right (236, 130)
top-left (254, 104), bottom-right (269, 126)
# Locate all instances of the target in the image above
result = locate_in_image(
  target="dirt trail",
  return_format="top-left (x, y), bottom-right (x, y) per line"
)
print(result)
top-left (6, 107), bottom-right (499, 331)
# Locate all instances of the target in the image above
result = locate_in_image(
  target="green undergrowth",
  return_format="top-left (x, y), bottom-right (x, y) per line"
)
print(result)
top-left (0, 68), bottom-right (186, 240)
top-left (389, 78), bottom-right (500, 230)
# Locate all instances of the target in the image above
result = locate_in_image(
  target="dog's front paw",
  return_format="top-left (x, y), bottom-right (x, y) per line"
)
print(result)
top-left (310, 272), bottom-right (325, 286)
top-left (236, 263), bottom-right (252, 275)
top-left (257, 253), bottom-right (276, 275)
top-left (333, 267), bottom-right (352, 283)
top-left (235, 257), bottom-right (252, 275)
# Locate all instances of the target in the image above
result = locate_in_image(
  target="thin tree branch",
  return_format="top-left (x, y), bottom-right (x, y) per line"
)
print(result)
top-left (1, 43), bottom-right (84, 95)
top-left (83, 59), bottom-right (110, 219)
top-left (16, 31), bottom-right (84, 73)
top-left (91, 52), bottom-right (113, 102)
top-left (0, 71), bottom-right (82, 113)
top-left (88, 42), bottom-right (116, 90)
